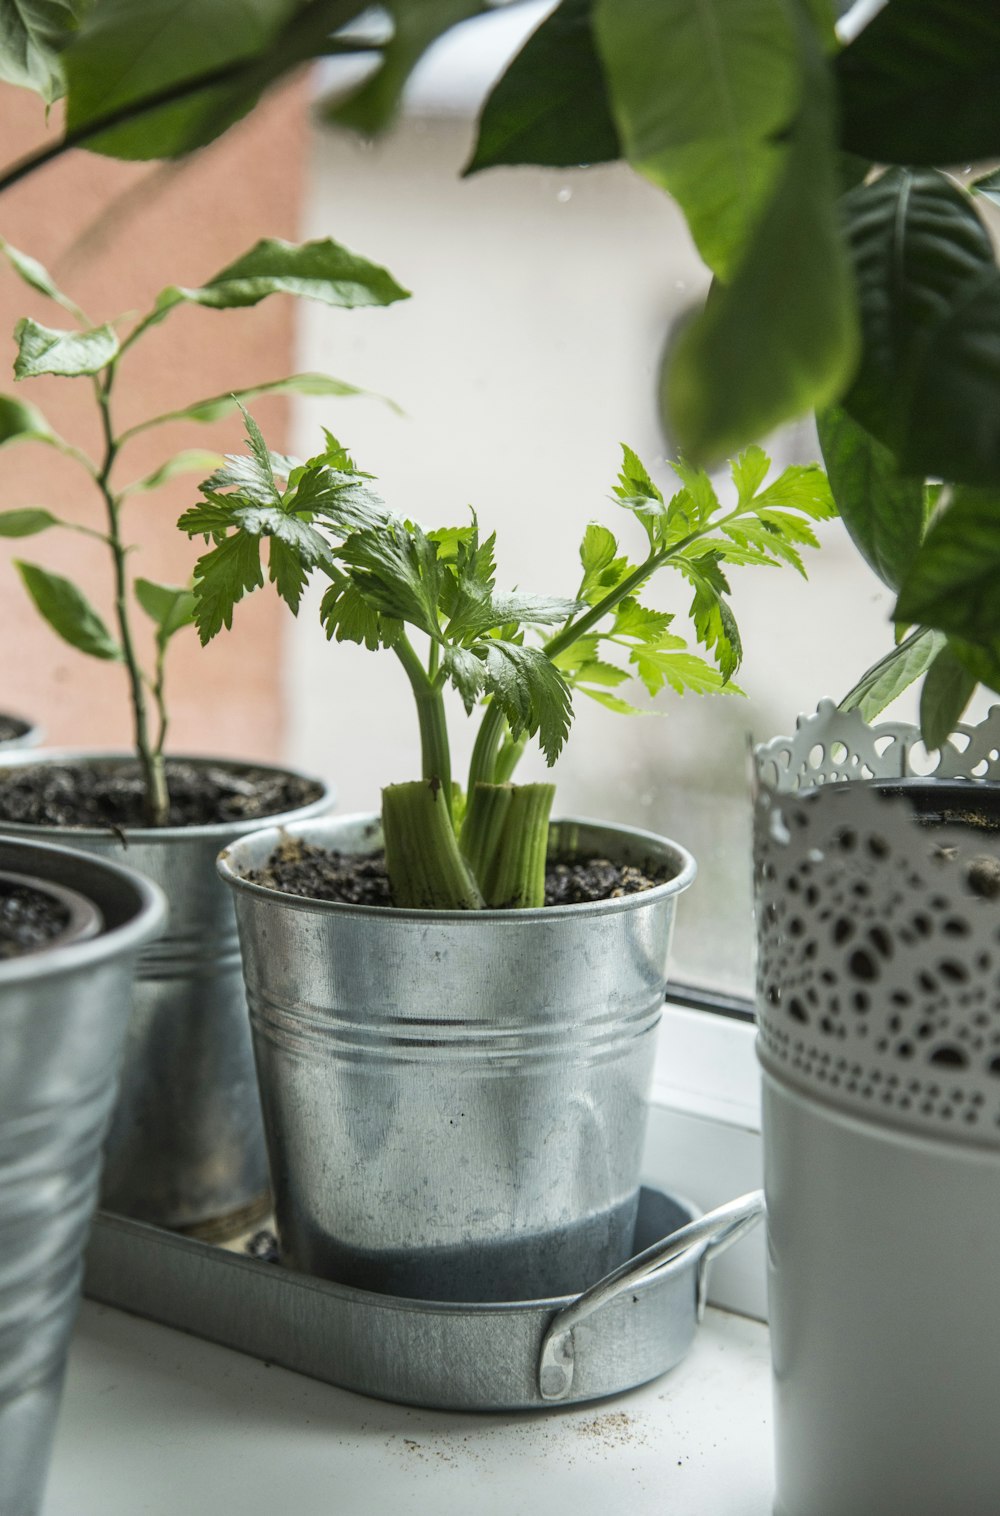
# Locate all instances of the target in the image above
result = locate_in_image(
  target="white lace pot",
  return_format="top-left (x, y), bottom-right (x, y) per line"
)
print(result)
top-left (754, 702), bottom-right (1000, 1516)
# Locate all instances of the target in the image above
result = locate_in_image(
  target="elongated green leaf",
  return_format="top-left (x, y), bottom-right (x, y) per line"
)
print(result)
top-left (123, 372), bottom-right (388, 440)
top-left (151, 238), bottom-right (409, 330)
top-left (665, 13), bottom-right (858, 463)
top-left (0, 508), bottom-right (61, 536)
top-left (593, 0), bottom-right (800, 282)
top-left (839, 627), bottom-right (947, 721)
top-left (919, 641), bottom-right (977, 750)
top-left (950, 638), bottom-right (1000, 699)
top-left (0, 237), bottom-right (86, 320)
top-left (0, 394), bottom-right (58, 447)
top-left (816, 404), bottom-right (924, 591)
top-left (134, 577), bottom-right (197, 646)
top-left (836, 0), bottom-right (1000, 166)
top-left (465, 0), bottom-right (620, 176)
top-left (894, 486), bottom-right (1000, 646)
top-left (327, 0), bottom-right (480, 136)
top-left (841, 168), bottom-right (1000, 487)
top-left (120, 450), bottom-right (223, 495)
top-left (13, 317), bottom-right (119, 378)
top-left (15, 560), bottom-right (121, 659)
top-left (0, 0), bottom-right (78, 103)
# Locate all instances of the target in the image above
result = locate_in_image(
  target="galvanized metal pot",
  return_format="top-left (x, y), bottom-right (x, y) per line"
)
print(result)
top-left (0, 752), bottom-right (332, 1235)
top-left (0, 713), bottom-right (41, 749)
top-left (219, 813), bottom-right (695, 1303)
top-left (0, 836), bottom-right (164, 1516)
top-left (755, 703), bottom-right (1000, 1516)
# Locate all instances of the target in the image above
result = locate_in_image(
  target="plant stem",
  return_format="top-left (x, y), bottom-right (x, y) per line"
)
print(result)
top-left (460, 782), bottom-right (512, 893)
top-left (382, 781), bottom-right (483, 910)
top-left (481, 783), bottom-right (555, 909)
top-left (394, 633), bottom-right (453, 816)
top-left (95, 371), bottom-right (169, 826)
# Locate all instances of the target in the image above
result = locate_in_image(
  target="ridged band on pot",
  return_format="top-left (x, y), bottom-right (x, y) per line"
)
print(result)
top-left (754, 703), bottom-right (1000, 1516)
top-left (0, 751), bottom-right (333, 1234)
top-left (218, 813), bottom-right (696, 1303)
top-left (0, 836), bottom-right (164, 1516)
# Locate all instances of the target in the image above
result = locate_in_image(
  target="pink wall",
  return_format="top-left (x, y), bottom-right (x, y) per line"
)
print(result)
top-left (0, 80), bottom-right (309, 762)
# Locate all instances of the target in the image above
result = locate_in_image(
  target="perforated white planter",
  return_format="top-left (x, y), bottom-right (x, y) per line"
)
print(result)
top-left (754, 702), bottom-right (1000, 1516)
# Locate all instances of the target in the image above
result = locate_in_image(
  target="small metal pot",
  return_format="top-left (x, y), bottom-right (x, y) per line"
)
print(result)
top-left (0, 752), bottom-right (332, 1235)
top-left (0, 837), bottom-right (165, 1516)
top-left (219, 813), bottom-right (696, 1303)
top-left (0, 713), bottom-right (42, 749)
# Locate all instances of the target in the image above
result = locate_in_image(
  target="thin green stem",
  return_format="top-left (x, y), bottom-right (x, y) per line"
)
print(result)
top-left (95, 369), bottom-right (168, 825)
top-left (394, 634), bottom-right (453, 814)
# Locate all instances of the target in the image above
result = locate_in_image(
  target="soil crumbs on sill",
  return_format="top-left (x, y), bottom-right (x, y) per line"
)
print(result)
top-left (246, 837), bottom-right (670, 908)
top-left (0, 760), bottom-right (324, 829)
top-left (0, 880), bottom-right (69, 959)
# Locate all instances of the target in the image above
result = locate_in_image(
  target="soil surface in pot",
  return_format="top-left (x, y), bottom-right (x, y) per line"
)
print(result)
top-left (246, 837), bottom-right (671, 908)
top-left (0, 759), bottom-right (324, 829)
top-left (0, 878), bottom-right (69, 958)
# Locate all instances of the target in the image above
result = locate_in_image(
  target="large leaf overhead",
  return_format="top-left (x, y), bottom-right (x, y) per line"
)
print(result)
top-left (0, 0), bottom-right (78, 103)
top-left (841, 168), bottom-right (1000, 487)
top-left (327, 0), bottom-right (482, 136)
top-left (663, 11), bottom-right (857, 463)
top-left (895, 487), bottom-right (1000, 650)
top-left (465, 0), bottom-right (620, 176)
top-left (816, 404), bottom-right (925, 591)
top-left (836, 0), bottom-right (1000, 167)
top-left (592, 0), bottom-right (801, 282)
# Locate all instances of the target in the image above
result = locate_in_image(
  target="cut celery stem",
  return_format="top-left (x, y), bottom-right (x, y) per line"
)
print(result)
top-left (481, 782), bottom-right (555, 909)
top-left (460, 782), bottom-right (513, 893)
top-left (382, 780), bottom-right (484, 910)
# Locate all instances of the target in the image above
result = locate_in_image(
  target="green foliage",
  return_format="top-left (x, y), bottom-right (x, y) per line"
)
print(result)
top-left (13, 316), bottom-right (120, 378)
top-left (0, 507), bottom-right (62, 536)
top-left (0, 0), bottom-right (78, 104)
top-left (815, 405), bottom-right (924, 590)
top-left (326, 1), bottom-right (482, 136)
top-left (15, 560), bottom-right (122, 661)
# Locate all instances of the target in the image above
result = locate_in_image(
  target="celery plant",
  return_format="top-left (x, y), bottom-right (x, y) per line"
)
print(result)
top-left (181, 410), bottom-right (835, 907)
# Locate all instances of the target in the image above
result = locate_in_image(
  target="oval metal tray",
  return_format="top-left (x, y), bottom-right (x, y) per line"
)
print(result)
top-left (84, 1187), bottom-right (762, 1411)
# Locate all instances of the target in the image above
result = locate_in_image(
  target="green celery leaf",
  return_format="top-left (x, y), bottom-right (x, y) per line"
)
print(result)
top-left (571, 658), bottom-right (631, 688)
top-left (326, 0), bottom-right (480, 136)
top-left (593, 0), bottom-right (800, 282)
top-left (267, 537), bottom-right (310, 615)
top-left (442, 643), bottom-right (486, 713)
top-left (0, 507), bottom-right (61, 536)
top-left (337, 519), bottom-right (442, 638)
top-left (612, 598), bottom-right (674, 643)
top-left (720, 519), bottom-right (806, 574)
top-left (729, 446), bottom-right (771, 505)
top-left (664, 11), bottom-right (858, 464)
top-left (320, 574), bottom-right (389, 650)
top-left (836, 0), bottom-right (1000, 166)
top-left (465, 0), bottom-right (620, 175)
top-left (134, 577), bottom-right (196, 646)
top-left (579, 687), bottom-right (648, 715)
top-left (816, 404), bottom-right (924, 590)
top-left (839, 627), bottom-right (946, 721)
top-left (750, 462), bottom-right (836, 518)
top-left (13, 316), bottom-right (119, 378)
top-left (894, 486), bottom-right (1000, 647)
top-left (841, 168), bottom-right (1000, 486)
top-left (188, 529), bottom-right (265, 642)
top-left (477, 640), bottom-right (573, 765)
top-left (0, 0), bottom-right (78, 104)
top-left (15, 559), bottom-right (121, 659)
top-left (683, 554), bottom-right (743, 681)
top-left (0, 237), bottom-right (86, 319)
top-left (919, 640), bottom-right (978, 750)
top-left (631, 644), bottom-right (735, 698)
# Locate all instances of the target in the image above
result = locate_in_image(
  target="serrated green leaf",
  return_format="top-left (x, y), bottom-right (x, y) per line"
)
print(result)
top-left (894, 486), bottom-right (1000, 646)
top-left (465, 0), bottom-right (620, 176)
top-left (683, 555), bottom-right (742, 681)
top-left (751, 462), bottom-right (836, 519)
top-left (839, 627), bottom-right (946, 721)
top-left (0, 237), bottom-right (85, 318)
top-left (15, 559), bottom-right (121, 660)
top-left (632, 644), bottom-right (734, 698)
top-left (320, 574), bottom-right (391, 651)
top-left (478, 640), bottom-right (573, 765)
top-left (134, 577), bottom-right (196, 647)
top-left (816, 404), bottom-right (924, 590)
top-left (919, 641), bottom-right (977, 750)
top-left (442, 643), bottom-right (486, 714)
top-left (613, 599), bottom-right (675, 643)
top-left (0, 0), bottom-right (78, 104)
top-left (13, 316), bottom-right (119, 378)
top-left (579, 687), bottom-right (649, 716)
top-left (121, 449), bottom-right (223, 495)
top-left (572, 658), bottom-right (631, 689)
top-left (189, 530), bottom-right (265, 643)
top-left (730, 446), bottom-right (770, 505)
top-left (841, 168), bottom-right (1000, 487)
top-left (0, 507), bottom-right (60, 536)
top-left (337, 519), bottom-right (441, 638)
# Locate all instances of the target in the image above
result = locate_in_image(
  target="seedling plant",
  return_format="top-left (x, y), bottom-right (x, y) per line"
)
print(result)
top-left (0, 234), bottom-right (407, 824)
top-left (181, 410), bottom-right (836, 909)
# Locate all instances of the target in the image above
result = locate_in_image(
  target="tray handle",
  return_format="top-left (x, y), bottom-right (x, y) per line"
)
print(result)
top-left (536, 1190), bottom-right (765, 1402)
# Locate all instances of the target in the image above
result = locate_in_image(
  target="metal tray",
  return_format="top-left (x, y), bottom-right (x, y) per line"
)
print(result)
top-left (83, 1187), bottom-right (763, 1411)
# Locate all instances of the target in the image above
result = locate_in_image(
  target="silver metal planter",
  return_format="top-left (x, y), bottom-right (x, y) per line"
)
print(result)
top-left (0, 713), bottom-right (41, 749)
top-left (0, 836), bottom-right (164, 1516)
top-left (219, 813), bottom-right (695, 1303)
top-left (0, 752), bottom-right (332, 1235)
top-left (755, 702), bottom-right (1000, 1516)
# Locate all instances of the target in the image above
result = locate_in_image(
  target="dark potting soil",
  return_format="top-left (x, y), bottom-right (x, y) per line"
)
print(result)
top-left (0, 715), bottom-right (28, 745)
top-left (0, 759), bottom-right (324, 830)
top-left (247, 836), bottom-right (671, 908)
top-left (0, 879), bottom-right (70, 959)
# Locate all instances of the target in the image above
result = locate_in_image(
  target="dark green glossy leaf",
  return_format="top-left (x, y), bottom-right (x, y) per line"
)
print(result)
top-left (328, 0), bottom-right (480, 136)
top-left (664, 14), bottom-right (857, 463)
top-left (0, 0), bottom-right (77, 103)
top-left (919, 640), bottom-right (977, 749)
top-left (593, 0), bottom-right (800, 281)
top-left (836, 0), bottom-right (1000, 166)
top-left (950, 638), bottom-right (1000, 699)
top-left (15, 560), bottom-right (121, 659)
top-left (895, 486), bottom-right (1000, 647)
top-left (842, 168), bottom-right (1000, 486)
top-left (465, 0), bottom-right (619, 176)
top-left (0, 507), bottom-right (60, 536)
top-left (13, 317), bottom-right (118, 378)
top-left (839, 627), bottom-right (946, 721)
top-left (816, 404), bottom-right (924, 590)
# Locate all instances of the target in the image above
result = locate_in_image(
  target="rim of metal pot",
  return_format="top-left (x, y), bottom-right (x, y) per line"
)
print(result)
top-left (217, 812), bottom-right (697, 923)
top-left (0, 712), bottom-right (42, 748)
top-left (0, 748), bottom-right (333, 845)
top-left (0, 835), bottom-right (165, 983)
top-left (0, 867), bottom-right (103, 956)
